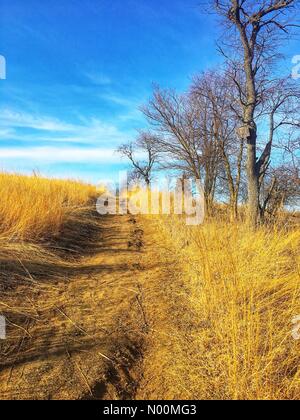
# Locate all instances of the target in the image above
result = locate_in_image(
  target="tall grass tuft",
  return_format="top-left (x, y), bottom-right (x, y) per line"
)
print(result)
top-left (154, 215), bottom-right (300, 399)
top-left (0, 173), bottom-right (95, 241)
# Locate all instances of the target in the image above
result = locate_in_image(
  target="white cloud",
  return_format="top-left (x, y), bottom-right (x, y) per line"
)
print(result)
top-left (0, 147), bottom-right (120, 163)
top-left (99, 93), bottom-right (137, 108)
top-left (0, 106), bottom-right (142, 171)
top-left (0, 109), bottom-right (75, 132)
top-left (84, 72), bottom-right (112, 86)
top-left (0, 127), bottom-right (16, 138)
top-left (0, 108), bottom-right (133, 146)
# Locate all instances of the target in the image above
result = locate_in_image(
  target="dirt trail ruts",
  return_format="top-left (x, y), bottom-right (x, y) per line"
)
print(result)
top-left (0, 215), bottom-right (153, 400)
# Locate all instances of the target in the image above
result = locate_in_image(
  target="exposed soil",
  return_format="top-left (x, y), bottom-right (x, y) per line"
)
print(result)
top-left (0, 215), bottom-right (153, 400)
top-left (0, 213), bottom-right (199, 400)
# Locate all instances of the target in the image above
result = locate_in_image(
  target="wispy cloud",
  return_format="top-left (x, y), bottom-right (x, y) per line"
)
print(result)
top-left (99, 93), bottom-right (136, 107)
top-left (0, 127), bottom-right (16, 138)
top-left (0, 147), bottom-right (119, 163)
top-left (0, 109), bottom-right (74, 132)
top-left (0, 108), bottom-right (133, 146)
top-left (84, 72), bottom-right (112, 86)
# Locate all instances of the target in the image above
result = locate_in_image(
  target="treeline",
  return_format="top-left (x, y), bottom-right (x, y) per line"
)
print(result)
top-left (118, 1), bottom-right (300, 225)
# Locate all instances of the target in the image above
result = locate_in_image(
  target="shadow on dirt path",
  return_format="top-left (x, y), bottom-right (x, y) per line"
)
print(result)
top-left (0, 214), bottom-right (152, 400)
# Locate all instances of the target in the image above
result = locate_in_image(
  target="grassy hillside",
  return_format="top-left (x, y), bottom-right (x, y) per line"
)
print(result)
top-left (0, 174), bottom-right (98, 392)
top-left (138, 215), bottom-right (300, 400)
top-left (0, 175), bottom-right (299, 400)
top-left (0, 173), bottom-right (95, 241)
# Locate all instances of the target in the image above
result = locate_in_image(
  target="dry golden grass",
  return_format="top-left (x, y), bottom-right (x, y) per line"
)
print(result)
top-left (0, 172), bottom-right (95, 241)
top-left (0, 173), bottom-right (98, 389)
top-left (141, 214), bottom-right (300, 400)
top-left (1, 177), bottom-right (299, 400)
top-left (0, 172), bottom-right (97, 283)
top-left (0, 174), bottom-right (150, 401)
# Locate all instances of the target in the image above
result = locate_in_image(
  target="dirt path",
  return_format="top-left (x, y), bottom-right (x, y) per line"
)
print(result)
top-left (0, 213), bottom-right (200, 400)
top-left (0, 215), bottom-right (152, 400)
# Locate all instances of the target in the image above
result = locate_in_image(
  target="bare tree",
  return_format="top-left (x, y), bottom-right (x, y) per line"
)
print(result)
top-left (142, 86), bottom-right (222, 213)
top-left (118, 132), bottom-right (158, 187)
top-left (260, 164), bottom-right (300, 221)
top-left (211, 0), bottom-right (299, 226)
top-left (191, 71), bottom-right (245, 219)
top-left (280, 136), bottom-right (300, 171)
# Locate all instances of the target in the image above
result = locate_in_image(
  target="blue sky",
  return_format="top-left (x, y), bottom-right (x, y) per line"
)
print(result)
top-left (0, 0), bottom-right (298, 183)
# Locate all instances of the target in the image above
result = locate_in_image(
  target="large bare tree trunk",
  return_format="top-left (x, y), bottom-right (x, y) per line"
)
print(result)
top-left (234, 6), bottom-right (260, 227)
top-left (247, 130), bottom-right (259, 227)
top-left (217, 0), bottom-right (298, 227)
